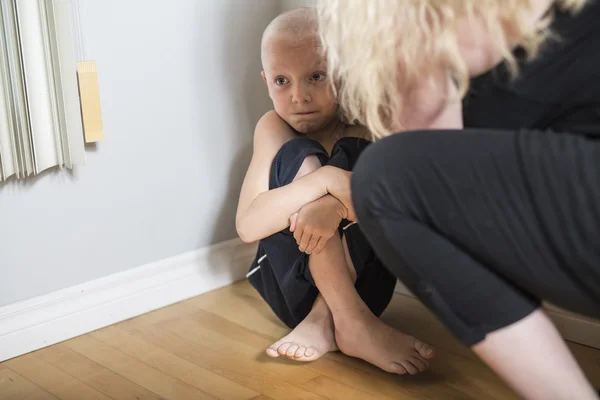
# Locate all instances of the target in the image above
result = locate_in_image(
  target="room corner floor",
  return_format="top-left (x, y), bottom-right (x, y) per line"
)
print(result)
top-left (1, 280), bottom-right (599, 399)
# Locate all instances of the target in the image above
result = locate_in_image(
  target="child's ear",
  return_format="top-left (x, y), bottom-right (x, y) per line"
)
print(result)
top-left (261, 71), bottom-right (267, 84)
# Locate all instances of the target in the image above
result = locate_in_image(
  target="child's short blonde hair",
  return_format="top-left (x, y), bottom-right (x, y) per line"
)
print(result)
top-left (318, 0), bottom-right (587, 139)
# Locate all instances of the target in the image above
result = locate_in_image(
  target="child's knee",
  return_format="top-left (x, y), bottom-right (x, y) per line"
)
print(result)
top-left (294, 155), bottom-right (322, 181)
top-left (270, 138), bottom-right (329, 189)
top-left (327, 137), bottom-right (372, 171)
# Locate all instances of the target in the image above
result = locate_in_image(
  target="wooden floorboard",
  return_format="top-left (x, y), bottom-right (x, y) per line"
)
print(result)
top-left (0, 367), bottom-right (60, 400)
top-left (2, 280), bottom-right (599, 400)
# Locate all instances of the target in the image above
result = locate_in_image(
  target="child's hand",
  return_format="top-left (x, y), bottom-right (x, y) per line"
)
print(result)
top-left (290, 195), bottom-right (347, 254)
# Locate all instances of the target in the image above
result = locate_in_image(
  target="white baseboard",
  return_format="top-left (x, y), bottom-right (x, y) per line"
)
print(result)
top-left (3, 244), bottom-right (596, 363)
top-left (394, 282), bottom-right (600, 349)
top-left (544, 303), bottom-right (600, 350)
top-left (0, 238), bottom-right (258, 362)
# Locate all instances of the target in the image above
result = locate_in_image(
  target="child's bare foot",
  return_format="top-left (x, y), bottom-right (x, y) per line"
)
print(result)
top-left (266, 308), bottom-right (337, 362)
top-left (335, 310), bottom-right (435, 375)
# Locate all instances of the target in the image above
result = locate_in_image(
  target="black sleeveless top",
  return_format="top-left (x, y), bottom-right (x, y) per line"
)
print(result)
top-left (463, 0), bottom-right (600, 137)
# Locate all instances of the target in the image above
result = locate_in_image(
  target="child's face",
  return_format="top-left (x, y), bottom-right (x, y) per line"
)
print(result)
top-left (262, 37), bottom-right (337, 134)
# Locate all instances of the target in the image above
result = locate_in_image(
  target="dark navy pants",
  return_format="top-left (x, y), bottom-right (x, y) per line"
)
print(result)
top-left (248, 137), bottom-right (397, 328)
top-left (352, 129), bottom-right (600, 345)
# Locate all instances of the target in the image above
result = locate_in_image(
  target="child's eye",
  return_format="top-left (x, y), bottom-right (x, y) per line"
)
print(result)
top-left (275, 77), bottom-right (288, 85)
top-left (311, 73), bottom-right (326, 81)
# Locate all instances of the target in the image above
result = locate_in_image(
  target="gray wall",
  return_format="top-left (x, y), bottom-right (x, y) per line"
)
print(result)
top-left (282, 0), bottom-right (317, 10)
top-left (0, 0), bottom-right (278, 307)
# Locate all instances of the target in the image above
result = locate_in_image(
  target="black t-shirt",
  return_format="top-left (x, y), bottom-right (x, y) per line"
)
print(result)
top-left (463, 0), bottom-right (600, 136)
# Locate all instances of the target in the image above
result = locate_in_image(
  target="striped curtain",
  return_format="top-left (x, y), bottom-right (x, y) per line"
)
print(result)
top-left (0, 0), bottom-right (85, 182)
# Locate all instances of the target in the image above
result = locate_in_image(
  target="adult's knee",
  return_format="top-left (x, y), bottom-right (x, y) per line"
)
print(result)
top-left (351, 131), bottom-right (435, 223)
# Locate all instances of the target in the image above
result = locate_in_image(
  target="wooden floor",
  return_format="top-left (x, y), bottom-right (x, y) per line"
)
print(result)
top-left (1, 281), bottom-right (599, 400)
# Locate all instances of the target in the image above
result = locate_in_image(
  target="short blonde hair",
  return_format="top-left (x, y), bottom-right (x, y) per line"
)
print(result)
top-left (318, 0), bottom-right (587, 139)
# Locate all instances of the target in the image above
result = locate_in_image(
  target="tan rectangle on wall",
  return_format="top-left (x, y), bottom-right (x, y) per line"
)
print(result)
top-left (77, 61), bottom-right (104, 142)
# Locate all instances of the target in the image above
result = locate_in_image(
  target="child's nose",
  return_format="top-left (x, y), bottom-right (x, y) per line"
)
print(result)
top-left (292, 83), bottom-right (311, 104)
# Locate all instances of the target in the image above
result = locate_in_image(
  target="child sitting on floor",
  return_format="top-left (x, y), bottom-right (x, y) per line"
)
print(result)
top-left (235, 7), bottom-right (434, 375)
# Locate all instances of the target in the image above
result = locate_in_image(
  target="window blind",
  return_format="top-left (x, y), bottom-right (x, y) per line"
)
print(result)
top-left (0, 0), bottom-right (85, 182)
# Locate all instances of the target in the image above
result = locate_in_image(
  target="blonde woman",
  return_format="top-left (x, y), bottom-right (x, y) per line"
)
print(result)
top-left (318, 0), bottom-right (600, 399)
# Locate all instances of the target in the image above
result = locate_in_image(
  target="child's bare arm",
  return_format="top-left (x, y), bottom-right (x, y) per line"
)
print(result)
top-left (236, 111), bottom-right (341, 243)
